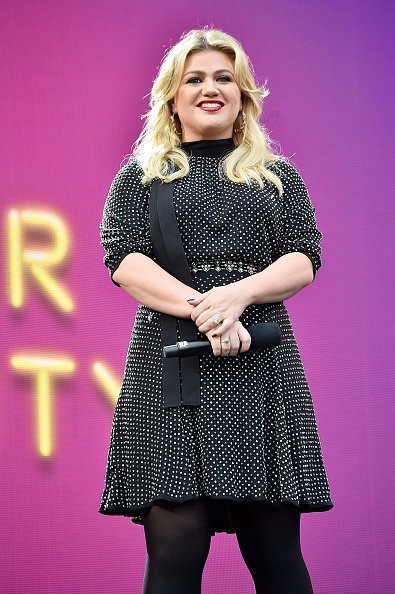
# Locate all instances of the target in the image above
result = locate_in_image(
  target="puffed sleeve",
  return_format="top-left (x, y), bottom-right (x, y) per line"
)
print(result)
top-left (99, 161), bottom-right (154, 287)
top-left (273, 159), bottom-right (323, 280)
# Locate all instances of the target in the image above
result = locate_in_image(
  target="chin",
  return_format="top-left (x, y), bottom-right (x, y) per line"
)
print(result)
top-left (194, 123), bottom-right (233, 139)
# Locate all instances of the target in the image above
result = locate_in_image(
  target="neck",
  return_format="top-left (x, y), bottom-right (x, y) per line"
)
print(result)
top-left (180, 137), bottom-right (235, 158)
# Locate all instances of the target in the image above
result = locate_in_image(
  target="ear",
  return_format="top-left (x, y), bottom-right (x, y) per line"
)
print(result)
top-left (171, 98), bottom-right (177, 114)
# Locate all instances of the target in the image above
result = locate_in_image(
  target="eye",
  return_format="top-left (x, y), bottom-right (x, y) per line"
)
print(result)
top-left (185, 75), bottom-right (233, 84)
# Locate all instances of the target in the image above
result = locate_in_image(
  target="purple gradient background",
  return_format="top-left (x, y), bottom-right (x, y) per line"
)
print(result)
top-left (1, 1), bottom-right (394, 593)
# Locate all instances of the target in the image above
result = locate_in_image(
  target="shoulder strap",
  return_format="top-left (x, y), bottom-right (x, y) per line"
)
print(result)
top-left (150, 179), bottom-right (201, 409)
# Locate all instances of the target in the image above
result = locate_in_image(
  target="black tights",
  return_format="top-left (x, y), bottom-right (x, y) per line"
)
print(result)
top-left (142, 499), bottom-right (314, 594)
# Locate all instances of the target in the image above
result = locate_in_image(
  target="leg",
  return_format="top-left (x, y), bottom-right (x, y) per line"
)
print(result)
top-left (231, 502), bottom-right (314, 594)
top-left (142, 498), bottom-right (212, 594)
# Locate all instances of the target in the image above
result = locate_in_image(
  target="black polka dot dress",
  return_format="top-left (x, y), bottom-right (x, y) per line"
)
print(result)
top-left (98, 138), bottom-right (334, 535)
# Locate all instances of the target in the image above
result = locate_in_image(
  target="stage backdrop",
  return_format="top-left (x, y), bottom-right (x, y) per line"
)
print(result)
top-left (1, 1), bottom-right (394, 593)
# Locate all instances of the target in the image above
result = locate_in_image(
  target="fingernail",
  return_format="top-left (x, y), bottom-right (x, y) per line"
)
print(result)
top-left (187, 298), bottom-right (196, 302)
top-left (212, 333), bottom-right (217, 337)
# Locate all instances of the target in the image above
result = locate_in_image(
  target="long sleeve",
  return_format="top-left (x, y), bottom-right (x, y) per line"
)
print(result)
top-left (272, 159), bottom-right (323, 280)
top-left (99, 161), bottom-right (154, 287)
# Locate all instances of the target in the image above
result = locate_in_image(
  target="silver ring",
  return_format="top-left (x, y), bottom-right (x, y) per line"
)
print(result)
top-left (211, 314), bottom-right (222, 326)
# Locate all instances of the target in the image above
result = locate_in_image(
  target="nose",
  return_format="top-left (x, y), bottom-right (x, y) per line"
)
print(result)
top-left (201, 77), bottom-right (220, 97)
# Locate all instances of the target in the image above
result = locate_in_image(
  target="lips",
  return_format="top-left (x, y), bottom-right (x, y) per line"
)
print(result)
top-left (196, 100), bottom-right (224, 111)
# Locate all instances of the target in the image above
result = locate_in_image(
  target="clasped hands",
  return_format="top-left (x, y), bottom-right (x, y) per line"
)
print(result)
top-left (187, 283), bottom-right (252, 357)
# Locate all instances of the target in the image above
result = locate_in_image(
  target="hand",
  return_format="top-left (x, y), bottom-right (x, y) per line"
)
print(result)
top-left (188, 283), bottom-right (249, 336)
top-left (203, 319), bottom-right (252, 357)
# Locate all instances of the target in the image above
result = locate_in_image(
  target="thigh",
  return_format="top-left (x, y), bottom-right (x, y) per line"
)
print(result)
top-left (232, 501), bottom-right (301, 555)
top-left (231, 502), bottom-right (313, 594)
top-left (143, 498), bottom-right (213, 560)
top-left (142, 499), bottom-right (213, 594)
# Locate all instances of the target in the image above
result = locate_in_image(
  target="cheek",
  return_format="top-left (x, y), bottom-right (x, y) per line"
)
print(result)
top-left (230, 94), bottom-right (242, 114)
top-left (235, 91), bottom-right (242, 108)
top-left (175, 88), bottom-right (197, 112)
top-left (226, 87), bottom-right (242, 109)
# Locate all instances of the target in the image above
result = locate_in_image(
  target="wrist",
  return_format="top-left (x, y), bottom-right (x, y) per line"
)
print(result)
top-left (234, 278), bottom-right (255, 309)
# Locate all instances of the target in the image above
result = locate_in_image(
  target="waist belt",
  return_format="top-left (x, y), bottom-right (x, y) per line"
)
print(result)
top-left (149, 179), bottom-right (201, 409)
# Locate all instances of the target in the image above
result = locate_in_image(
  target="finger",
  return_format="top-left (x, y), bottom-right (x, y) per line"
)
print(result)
top-left (189, 301), bottom-right (206, 322)
top-left (187, 295), bottom-right (203, 306)
top-left (211, 318), bottom-right (236, 338)
top-left (220, 335), bottom-right (232, 357)
top-left (189, 301), bottom-right (205, 322)
top-left (219, 322), bottom-right (241, 357)
top-left (188, 292), bottom-right (210, 321)
top-left (197, 314), bottom-right (229, 334)
top-left (195, 310), bottom-right (220, 331)
top-left (237, 325), bottom-right (252, 353)
top-left (226, 327), bottom-right (241, 357)
top-left (207, 332), bottom-right (221, 357)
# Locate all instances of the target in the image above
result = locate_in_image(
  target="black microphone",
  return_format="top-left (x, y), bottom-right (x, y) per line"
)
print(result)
top-left (163, 322), bottom-right (282, 358)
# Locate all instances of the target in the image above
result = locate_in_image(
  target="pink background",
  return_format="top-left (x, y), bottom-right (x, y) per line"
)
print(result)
top-left (1, 1), bottom-right (394, 592)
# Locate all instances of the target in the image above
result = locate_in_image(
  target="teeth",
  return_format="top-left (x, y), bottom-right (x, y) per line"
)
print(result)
top-left (199, 103), bottom-right (222, 107)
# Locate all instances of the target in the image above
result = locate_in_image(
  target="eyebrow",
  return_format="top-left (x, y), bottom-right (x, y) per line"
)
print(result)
top-left (183, 69), bottom-right (234, 78)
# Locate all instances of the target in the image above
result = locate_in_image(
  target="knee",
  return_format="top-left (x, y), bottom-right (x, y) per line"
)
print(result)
top-left (144, 519), bottom-right (211, 568)
top-left (146, 526), bottom-right (195, 564)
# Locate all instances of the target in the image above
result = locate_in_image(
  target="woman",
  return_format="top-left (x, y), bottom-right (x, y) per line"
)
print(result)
top-left (99, 28), bottom-right (334, 594)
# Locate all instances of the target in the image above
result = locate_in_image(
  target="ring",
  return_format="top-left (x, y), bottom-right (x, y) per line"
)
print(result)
top-left (221, 337), bottom-right (231, 344)
top-left (211, 314), bottom-right (222, 326)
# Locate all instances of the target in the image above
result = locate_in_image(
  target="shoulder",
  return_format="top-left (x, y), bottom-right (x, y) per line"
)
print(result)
top-left (109, 159), bottom-right (146, 188)
top-left (266, 157), bottom-right (306, 185)
top-left (107, 160), bottom-right (150, 202)
top-left (266, 157), bottom-right (312, 202)
top-left (103, 160), bottom-right (151, 216)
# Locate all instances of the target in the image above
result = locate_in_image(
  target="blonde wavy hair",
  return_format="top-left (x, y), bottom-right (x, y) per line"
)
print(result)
top-left (132, 28), bottom-right (285, 195)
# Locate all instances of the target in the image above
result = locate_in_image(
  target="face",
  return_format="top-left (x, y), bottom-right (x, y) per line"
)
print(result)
top-left (172, 49), bottom-right (243, 142)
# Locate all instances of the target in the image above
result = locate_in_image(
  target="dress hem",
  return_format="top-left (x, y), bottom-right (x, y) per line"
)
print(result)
top-left (99, 494), bottom-right (334, 535)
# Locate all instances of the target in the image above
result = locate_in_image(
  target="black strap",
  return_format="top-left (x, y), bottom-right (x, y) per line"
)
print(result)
top-left (149, 179), bottom-right (201, 409)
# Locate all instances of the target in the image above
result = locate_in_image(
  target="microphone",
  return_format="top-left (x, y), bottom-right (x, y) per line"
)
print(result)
top-left (163, 322), bottom-right (282, 358)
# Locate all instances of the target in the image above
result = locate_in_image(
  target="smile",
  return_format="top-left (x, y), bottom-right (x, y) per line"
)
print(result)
top-left (196, 101), bottom-right (224, 111)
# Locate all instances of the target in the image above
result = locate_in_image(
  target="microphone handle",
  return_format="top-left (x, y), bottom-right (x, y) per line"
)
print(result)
top-left (163, 322), bottom-right (281, 358)
top-left (164, 341), bottom-right (214, 358)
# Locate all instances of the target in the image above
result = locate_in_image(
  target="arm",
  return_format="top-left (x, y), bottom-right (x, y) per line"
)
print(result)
top-left (238, 159), bottom-right (323, 307)
top-left (189, 252), bottom-right (313, 333)
top-left (189, 159), bottom-right (323, 332)
top-left (100, 162), bottom-right (200, 317)
top-left (113, 252), bottom-right (200, 318)
top-left (235, 251), bottom-right (314, 308)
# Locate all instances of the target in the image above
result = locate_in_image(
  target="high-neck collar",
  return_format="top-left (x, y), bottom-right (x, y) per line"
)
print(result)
top-left (180, 138), bottom-right (234, 158)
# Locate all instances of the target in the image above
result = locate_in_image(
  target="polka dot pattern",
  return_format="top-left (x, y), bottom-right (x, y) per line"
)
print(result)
top-left (98, 143), bottom-right (334, 534)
